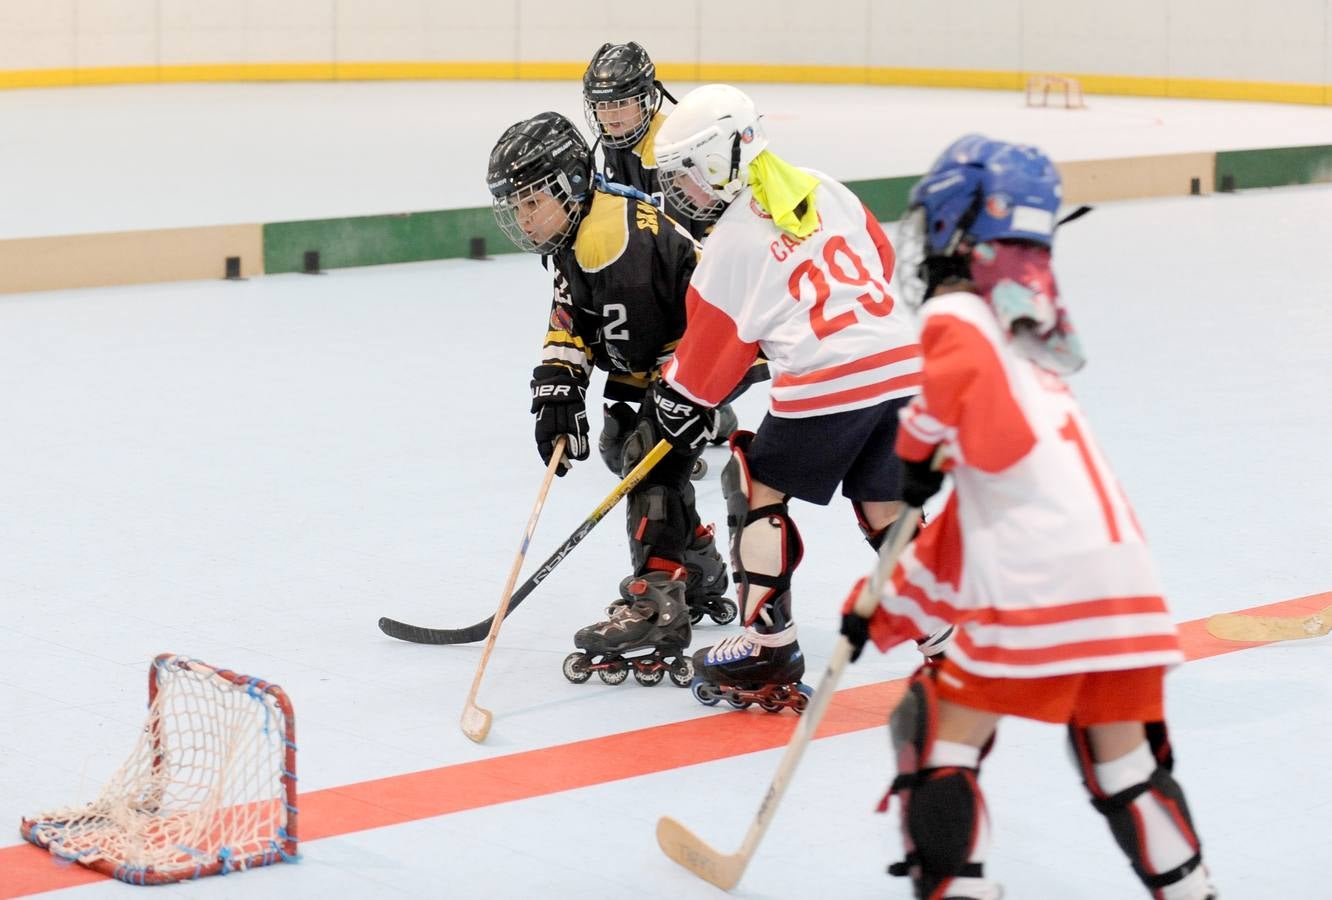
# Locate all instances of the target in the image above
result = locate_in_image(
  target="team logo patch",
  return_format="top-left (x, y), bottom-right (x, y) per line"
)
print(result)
top-left (985, 193), bottom-right (1011, 219)
top-left (550, 306), bottom-right (574, 331)
top-left (740, 126), bottom-right (755, 144)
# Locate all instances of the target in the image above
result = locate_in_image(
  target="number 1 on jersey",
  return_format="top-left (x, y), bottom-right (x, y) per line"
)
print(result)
top-left (1058, 414), bottom-right (1122, 543)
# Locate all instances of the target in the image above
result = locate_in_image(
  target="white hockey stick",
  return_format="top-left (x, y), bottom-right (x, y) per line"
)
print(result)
top-left (656, 505), bottom-right (924, 891)
top-left (460, 437), bottom-right (566, 743)
top-left (1205, 603), bottom-right (1332, 643)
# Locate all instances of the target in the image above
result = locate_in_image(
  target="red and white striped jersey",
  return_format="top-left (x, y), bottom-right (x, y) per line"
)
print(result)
top-left (662, 170), bottom-right (921, 417)
top-left (880, 290), bottom-right (1184, 678)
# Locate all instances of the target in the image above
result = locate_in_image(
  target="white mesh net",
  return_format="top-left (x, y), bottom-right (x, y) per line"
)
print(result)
top-left (21, 655), bottom-right (298, 885)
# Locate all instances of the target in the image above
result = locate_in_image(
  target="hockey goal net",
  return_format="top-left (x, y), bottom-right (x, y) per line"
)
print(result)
top-left (21, 654), bottom-right (298, 885)
top-left (1025, 74), bottom-right (1085, 109)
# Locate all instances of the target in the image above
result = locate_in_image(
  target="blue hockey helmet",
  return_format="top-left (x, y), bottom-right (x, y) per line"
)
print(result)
top-left (898, 135), bottom-right (1062, 305)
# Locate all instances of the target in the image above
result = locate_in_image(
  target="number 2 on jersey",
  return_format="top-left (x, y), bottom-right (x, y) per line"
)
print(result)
top-left (787, 236), bottom-right (895, 340)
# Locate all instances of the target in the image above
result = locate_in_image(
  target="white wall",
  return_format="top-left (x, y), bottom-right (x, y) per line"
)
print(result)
top-left (0, 0), bottom-right (1328, 92)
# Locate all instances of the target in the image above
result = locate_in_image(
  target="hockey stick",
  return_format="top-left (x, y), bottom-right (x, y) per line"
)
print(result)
top-left (1204, 603), bottom-right (1332, 642)
top-left (460, 437), bottom-right (566, 743)
top-left (656, 505), bottom-right (924, 891)
top-left (377, 439), bottom-right (673, 645)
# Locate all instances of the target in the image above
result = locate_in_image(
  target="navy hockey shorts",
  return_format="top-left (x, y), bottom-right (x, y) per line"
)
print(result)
top-left (744, 396), bottom-right (912, 506)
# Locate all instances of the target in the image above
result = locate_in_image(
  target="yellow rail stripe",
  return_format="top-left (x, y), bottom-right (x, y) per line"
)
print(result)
top-left (0, 61), bottom-right (1327, 106)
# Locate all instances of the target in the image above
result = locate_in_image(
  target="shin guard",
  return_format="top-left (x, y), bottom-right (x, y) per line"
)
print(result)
top-left (1069, 725), bottom-right (1210, 899)
top-left (721, 432), bottom-right (803, 629)
top-left (884, 670), bottom-right (998, 900)
top-left (625, 485), bottom-right (692, 575)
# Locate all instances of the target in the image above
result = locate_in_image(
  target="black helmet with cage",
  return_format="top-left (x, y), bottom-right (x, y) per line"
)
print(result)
top-left (582, 41), bottom-right (661, 149)
top-left (486, 111), bottom-right (593, 254)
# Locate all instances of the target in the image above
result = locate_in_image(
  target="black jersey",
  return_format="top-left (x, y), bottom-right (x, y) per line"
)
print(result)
top-left (599, 112), bottom-right (711, 243)
top-left (539, 190), bottom-right (697, 401)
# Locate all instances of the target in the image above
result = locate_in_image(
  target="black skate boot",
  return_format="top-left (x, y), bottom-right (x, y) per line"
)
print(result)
top-left (690, 626), bottom-right (811, 714)
top-left (563, 569), bottom-right (694, 688)
top-left (683, 524), bottom-right (738, 626)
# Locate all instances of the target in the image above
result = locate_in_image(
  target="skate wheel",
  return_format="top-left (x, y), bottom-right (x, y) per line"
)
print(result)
top-left (690, 458), bottom-right (708, 481)
top-left (708, 598), bottom-right (738, 626)
top-left (598, 659), bottom-right (629, 685)
top-left (690, 676), bottom-right (720, 706)
top-left (759, 697), bottom-right (782, 713)
top-left (562, 652), bottom-right (592, 684)
top-left (633, 666), bottom-right (664, 687)
top-left (792, 683), bottom-right (814, 716)
top-left (725, 695), bottom-right (752, 710)
top-left (689, 607), bottom-right (705, 625)
top-left (668, 657), bottom-right (694, 688)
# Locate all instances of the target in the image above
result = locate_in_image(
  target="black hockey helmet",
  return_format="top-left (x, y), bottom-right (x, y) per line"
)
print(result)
top-left (486, 111), bottom-right (593, 254)
top-left (582, 42), bottom-right (662, 149)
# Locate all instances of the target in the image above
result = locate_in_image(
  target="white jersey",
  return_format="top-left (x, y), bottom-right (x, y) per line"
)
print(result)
top-left (663, 170), bottom-right (921, 416)
top-left (882, 291), bottom-right (1184, 678)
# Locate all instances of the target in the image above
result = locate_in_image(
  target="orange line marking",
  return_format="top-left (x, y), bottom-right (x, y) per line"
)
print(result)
top-left (4, 591), bottom-right (1326, 898)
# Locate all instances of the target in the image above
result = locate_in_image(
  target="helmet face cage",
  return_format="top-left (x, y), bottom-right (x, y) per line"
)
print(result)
top-left (582, 42), bottom-right (659, 149)
top-left (895, 207), bottom-right (930, 309)
top-left (487, 112), bottom-right (592, 255)
top-left (584, 91), bottom-right (656, 149)
top-left (491, 171), bottom-right (581, 255)
top-left (659, 164), bottom-right (727, 222)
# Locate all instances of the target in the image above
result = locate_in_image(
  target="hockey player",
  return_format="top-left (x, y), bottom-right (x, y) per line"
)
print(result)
top-left (648, 84), bottom-right (950, 714)
top-left (840, 136), bottom-right (1215, 900)
top-left (581, 41), bottom-right (675, 209)
top-left (485, 111), bottom-right (737, 687)
top-left (582, 41), bottom-right (744, 443)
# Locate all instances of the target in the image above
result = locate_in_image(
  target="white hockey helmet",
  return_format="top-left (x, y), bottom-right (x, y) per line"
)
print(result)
top-left (653, 84), bottom-right (768, 220)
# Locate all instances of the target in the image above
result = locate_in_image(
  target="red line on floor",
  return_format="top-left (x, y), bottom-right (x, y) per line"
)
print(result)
top-left (4, 590), bottom-right (1327, 898)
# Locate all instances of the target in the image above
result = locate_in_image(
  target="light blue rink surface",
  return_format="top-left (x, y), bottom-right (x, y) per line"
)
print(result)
top-left (2, 130), bottom-right (1332, 898)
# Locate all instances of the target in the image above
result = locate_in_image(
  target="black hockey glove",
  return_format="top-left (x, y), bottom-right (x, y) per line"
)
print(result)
top-left (901, 453), bottom-right (945, 509)
top-left (650, 381), bottom-right (717, 454)
top-left (840, 611), bottom-right (871, 663)
top-left (530, 366), bottom-right (589, 476)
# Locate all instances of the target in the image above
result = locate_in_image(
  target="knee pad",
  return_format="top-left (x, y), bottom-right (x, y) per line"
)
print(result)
top-left (885, 671), bottom-right (995, 899)
top-left (721, 433), bottom-right (803, 629)
top-left (1069, 724), bottom-right (1208, 897)
top-left (599, 401), bottom-right (638, 475)
top-left (626, 485), bottom-right (692, 574)
top-left (620, 416), bottom-right (658, 476)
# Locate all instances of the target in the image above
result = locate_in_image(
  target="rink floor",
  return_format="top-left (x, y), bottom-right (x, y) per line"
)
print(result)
top-left (1, 81), bottom-right (1330, 898)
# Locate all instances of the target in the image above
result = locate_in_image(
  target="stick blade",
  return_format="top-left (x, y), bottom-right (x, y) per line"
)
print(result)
top-left (460, 704), bottom-right (493, 743)
top-left (1206, 609), bottom-right (1331, 642)
top-left (656, 816), bottom-right (745, 891)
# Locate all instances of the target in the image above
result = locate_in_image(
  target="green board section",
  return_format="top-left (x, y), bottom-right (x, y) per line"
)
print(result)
top-left (1215, 144), bottom-right (1332, 190)
top-left (260, 176), bottom-right (923, 274)
top-left (259, 146), bottom-right (1332, 274)
top-left (844, 174), bottom-right (920, 222)
top-left (263, 206), bottom-right (512, 274)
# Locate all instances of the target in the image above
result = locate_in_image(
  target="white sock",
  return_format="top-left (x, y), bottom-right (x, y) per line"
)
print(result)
top-left (1093, 741), bottom-right (1154, 793)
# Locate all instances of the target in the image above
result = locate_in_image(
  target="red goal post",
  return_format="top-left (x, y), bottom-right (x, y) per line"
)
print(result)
top-left (21, 654), bottom-right (298, 885)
